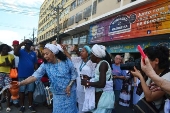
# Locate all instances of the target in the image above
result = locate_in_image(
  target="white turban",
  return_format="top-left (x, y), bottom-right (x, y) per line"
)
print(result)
top-left (45, 44), bottom-right (59, 54)
top-left (56, 44), bottom-right (64, 52)
top-left (91, 44), bottom-right (106, 58)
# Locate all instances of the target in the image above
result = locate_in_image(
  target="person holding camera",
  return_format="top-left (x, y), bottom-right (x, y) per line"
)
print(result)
top-left (141, 54), bottom-right (170, 94)
top-left (0, 44), bottom-right (14, 112)
top-left (131, 46), bottom-right (169, 113)
top-left (14, 39), bottom-right (38, 113)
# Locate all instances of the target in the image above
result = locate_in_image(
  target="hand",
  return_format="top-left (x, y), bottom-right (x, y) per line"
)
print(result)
top-left (73, 45), bottom-right (79, 52)
top-left (141, 57), bottom-right (156, 77)
top-left (20, 41), bottom-right (26, 46)
top-left (61, 44), bottom-right (67, 51)
top-left (113, 75), bottom-right (117, 79)
top-left (65, 86), bottom-right (71, 96)
top-left (149, 82), bottom-right (162, 92)
top-left (130, 66), bottom-right (143, 78)
top-left (0, 62), bottom-right (6, 66)
top-left (81, 79), bottom-right (88, 86)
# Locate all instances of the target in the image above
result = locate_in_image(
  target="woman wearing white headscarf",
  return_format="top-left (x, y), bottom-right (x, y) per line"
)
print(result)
top-left (63, 45), bottom-right (96, 113)
top-left (81, 44), bottom-right (115, 113)
top-left (16, 44), bottom-right (78, 113)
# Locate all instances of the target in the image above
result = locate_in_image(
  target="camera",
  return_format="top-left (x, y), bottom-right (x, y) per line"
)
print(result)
top-left (120, 58), bottom-right (141, 70)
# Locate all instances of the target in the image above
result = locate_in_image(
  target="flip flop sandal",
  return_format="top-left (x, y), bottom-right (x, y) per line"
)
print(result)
top-left (6, 107), bottom-right (11, 112)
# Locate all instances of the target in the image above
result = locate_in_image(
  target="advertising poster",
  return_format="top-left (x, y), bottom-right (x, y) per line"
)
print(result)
top-left (89, 0), bottom-right (170, 43)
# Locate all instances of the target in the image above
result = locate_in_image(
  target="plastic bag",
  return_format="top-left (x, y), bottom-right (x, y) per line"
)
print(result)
top-left (33, 81), bottom-right (46, 103)
top-left (10, 68), bottom-right (18, 78)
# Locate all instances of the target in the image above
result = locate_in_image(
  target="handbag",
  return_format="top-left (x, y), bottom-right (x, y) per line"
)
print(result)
top-left (134, 98), bottom-right (165, 113)
top-left (9, 68), bottom-right (18, 78)
top-left (33, 81), bottom-right (46, 103)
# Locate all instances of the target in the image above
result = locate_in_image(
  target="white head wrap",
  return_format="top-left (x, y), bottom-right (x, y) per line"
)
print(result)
top-left (91, 44), bottom-right (106, 58)
top-left (45, 44), bottom-right (59, 54)
top-left (56, 44), bottom-right (64, 52)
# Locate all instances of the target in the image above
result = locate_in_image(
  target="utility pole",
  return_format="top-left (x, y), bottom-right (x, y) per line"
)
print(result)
top-left (53, 5), bottom-right (63, 44)
top-left (33, 28), bottom-right (35, 44)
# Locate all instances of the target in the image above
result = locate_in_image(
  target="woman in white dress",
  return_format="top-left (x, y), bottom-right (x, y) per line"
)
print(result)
top-left (81, 44), bottom-right (115, 113)
top-left (64, 45), bottom-right (96, 113)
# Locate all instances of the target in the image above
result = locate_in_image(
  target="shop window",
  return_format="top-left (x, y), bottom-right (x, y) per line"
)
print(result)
top-left (73, 38), bottom-right (79, 44)
top-left (79, 35), bottom-right (87, 44)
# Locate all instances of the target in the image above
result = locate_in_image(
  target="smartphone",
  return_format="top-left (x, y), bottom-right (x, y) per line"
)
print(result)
top-left (137, 45), bottom-right (146, 59)
top-left (5, 57), bottom-right (10, 64)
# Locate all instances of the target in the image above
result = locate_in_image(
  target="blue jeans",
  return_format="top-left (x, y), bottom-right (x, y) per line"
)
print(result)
top-left (18, 77), bottom-right (35, 92)
top-left (114, 90), bottom-right (120, 103)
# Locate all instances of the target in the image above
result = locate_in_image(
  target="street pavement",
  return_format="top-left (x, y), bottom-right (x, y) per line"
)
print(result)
top-left (0, 100), bottom-right (134, 113)
top-left (0, 101), bottom-right (52, 113)
top-left (115, 104), bottom-right (135, 113)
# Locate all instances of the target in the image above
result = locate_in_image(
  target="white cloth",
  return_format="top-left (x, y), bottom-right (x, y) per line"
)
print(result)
top-left (82, 86), bottom-right (95, 112)
top-left (9, 51), bottom-right (19, 68)
top-left (164, 99), bottom-right (170, 113)
top-left (56, 44), bottom-right (64, 52)
top-left (103, 81), bottom-right (113, 91)
top-left (91, 44), bottom-right (106, 58)
top-left (45, 44), bottom-right (59, 54)
top-left (71, 57), bottom-right (96, 105)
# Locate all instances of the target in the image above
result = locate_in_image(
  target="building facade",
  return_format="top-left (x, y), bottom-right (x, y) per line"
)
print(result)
top-left (37, 0), bottom-right (137, 45)
top-left (37, 0), bottom-right (170, 60)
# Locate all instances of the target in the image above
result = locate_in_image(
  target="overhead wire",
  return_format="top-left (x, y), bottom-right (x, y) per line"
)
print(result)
top-left (0, 1), bottom-right (40, 10)
top-left (0, 1), bottom-right (41, 16)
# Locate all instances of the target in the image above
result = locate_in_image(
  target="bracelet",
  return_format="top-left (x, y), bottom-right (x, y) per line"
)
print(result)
top-left (68, 80), bottom-right (74, 87)
top-left (86, 81), bottom-right (90, 86)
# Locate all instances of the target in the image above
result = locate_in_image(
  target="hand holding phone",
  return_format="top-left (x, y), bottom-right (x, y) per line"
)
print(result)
top-left (137, 45), bottom-right (146, 59)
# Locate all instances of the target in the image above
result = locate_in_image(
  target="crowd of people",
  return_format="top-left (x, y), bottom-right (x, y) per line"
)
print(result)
top-left (0, 39), bottom-right (169, 113)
